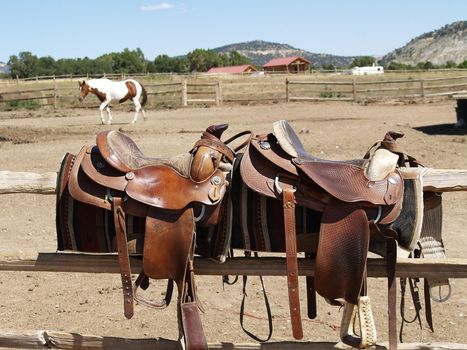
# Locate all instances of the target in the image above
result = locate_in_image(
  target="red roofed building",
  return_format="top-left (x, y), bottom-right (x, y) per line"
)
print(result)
top-left (263, 56), bottom-right (311, 73)
top-left (207, 64), bottom-right (257, 74)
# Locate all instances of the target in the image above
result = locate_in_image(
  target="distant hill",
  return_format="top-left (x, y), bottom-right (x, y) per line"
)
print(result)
top-left (212, 40), bottom-right (358, 68)
top-left (381, 21), bottom-right (467, 66)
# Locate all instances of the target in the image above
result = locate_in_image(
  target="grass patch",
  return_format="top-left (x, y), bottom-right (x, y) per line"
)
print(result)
top-left (3, 99), bottom-right (40, 111)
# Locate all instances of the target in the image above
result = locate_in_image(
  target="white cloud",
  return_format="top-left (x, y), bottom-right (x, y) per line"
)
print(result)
top-left (140, 2), bottom-right (175, 12)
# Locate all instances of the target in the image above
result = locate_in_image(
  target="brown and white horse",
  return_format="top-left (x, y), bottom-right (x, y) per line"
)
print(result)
top-left (79, 78), bottom-right (147, 125)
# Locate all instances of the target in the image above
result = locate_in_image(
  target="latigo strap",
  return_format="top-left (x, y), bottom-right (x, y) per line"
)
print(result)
top-left (112, 196), bottom-right (134, 319)
top-left (282, 188), bottom-right (303, 340)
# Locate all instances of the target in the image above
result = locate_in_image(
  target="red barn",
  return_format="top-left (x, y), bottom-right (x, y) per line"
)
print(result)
top-left (207, 65), bottom-right (257, 74)
top-left (263, 56), bottom-right (311, 73)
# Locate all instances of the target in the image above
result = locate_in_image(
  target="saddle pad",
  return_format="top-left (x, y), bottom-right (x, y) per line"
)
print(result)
top-left (230, 177), bottom-right (322, 253)
top-left (57, 152), bottom-right (145, 254)
top-left (57, 192), bottom-right (145, 254)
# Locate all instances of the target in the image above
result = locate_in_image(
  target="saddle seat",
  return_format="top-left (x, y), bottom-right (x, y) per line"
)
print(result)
top-left (273, 119), bottom-right (399, 181)
top-left (96, 130), bottom-right (192, 177)
top-left (272, 120), bottom-right (402, 205)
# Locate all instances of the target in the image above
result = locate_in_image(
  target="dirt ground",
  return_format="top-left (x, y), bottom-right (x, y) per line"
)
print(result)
top-left (0, 100), bottom-right (466, 348)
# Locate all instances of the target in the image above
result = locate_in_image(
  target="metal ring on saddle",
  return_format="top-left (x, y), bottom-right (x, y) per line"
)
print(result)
top-left (193, 205), bottom-right (206, 223)
top-left (274, 174), bottom-right (297, 195)
top-left (374, 206), bottom-right (382, 224)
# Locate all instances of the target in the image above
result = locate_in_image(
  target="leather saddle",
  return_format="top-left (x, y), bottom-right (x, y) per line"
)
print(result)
top-left (57, 125), bottom-right (236, 350)
top-left (238, 120), bottom-right (406, 348)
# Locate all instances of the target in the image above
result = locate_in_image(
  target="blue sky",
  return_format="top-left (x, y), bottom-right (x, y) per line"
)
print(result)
top-left (0, 0), bottom-right (465, 63)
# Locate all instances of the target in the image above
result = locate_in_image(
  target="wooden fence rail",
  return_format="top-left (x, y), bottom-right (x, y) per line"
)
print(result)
top-left (2, 75), bottom-right (467, 109)
top-left (2, 329), bottom-right (465, 350)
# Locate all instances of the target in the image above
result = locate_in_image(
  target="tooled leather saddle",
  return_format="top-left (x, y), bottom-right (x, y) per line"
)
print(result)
top-left (235, 120), bottom-right (410, 348)
top-left (56, 124), bottom-right (236, 350)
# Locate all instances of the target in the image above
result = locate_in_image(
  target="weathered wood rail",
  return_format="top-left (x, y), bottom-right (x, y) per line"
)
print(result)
top-left (2, 168), bottom-right (467, 195)
top-left (1, 252), bottom-right (466, 279)
top-left (1, 329), bottom-right (466, 350)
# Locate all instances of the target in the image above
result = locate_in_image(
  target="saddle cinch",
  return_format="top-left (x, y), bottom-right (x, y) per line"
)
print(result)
top-left (234, 120), bottom-right (425, 348)
top-left (56, 125), bottom-right (237, 350)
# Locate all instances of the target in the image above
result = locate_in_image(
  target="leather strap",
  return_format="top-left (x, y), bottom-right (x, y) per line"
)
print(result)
top-left (240, 274), bottom-right (273, 342)
top-left (386, 238), bottom-right (398, 350)
top-left (112, 196), bottom-right (134, 319)
top-left (193, 138), bottom-right (235, 163)
top-left (282, 188), bottom-right (303, 340)
top-left (305, 252), bottom-right (317, 319)
top-left (424, 278), bottom-right (434, 332)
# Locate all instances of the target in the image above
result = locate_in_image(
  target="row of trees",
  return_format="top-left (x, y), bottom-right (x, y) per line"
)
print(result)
top-left (323, 55), bottom-right (467, 71)
top-left (5, 48), bottom-right (252, 78)
top-left (3, 49), bottom-right (467, 79)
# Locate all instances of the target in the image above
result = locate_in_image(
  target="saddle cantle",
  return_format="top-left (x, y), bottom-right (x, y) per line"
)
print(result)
top-left (57, 125), bottom-right (237, 350)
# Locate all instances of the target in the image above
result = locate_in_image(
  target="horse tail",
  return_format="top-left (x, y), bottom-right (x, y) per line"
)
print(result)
top-left (140, 83), bottom-right (148, 107)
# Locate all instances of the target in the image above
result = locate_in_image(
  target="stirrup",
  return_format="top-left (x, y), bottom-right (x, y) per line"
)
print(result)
top-left (133, 272), bottom-right (174, 310)
top-left (340, 296), bottom-right (377, 349)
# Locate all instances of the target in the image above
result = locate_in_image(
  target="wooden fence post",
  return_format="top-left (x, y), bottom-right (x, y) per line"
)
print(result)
top-left (181, 80), bottom-right (187, 107)
top-left (420, 79), bottom-right (425, 98)
top-left (53, 75), bottom-right (57, 109)
top-left (352, 77), bottom-right (357, 101)
top-left (286, 78), bottom-right (290, 102)
top-left (215, 81), bottom-right (222, 106)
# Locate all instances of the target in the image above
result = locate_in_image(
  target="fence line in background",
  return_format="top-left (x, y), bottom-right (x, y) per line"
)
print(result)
top-left (1, 75), bottom-right (467, 110)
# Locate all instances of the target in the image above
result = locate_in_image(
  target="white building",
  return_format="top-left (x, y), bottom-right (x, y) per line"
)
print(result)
top-left (351, 65), bottom-right (384, 75)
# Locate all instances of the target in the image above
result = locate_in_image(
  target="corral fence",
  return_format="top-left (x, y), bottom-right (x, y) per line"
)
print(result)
top-left (1, 72), bottom-right (467, 110)
top-left (286, 76), bottom-right (467, 102)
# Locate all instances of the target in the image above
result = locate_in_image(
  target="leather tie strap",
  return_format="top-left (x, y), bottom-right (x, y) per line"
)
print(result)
top-left (282, 188), bottom-right (303, 340)
top-left (386, 238), bottom-right (398, 350)
top-left (112, 196), bottom-right (134, 319)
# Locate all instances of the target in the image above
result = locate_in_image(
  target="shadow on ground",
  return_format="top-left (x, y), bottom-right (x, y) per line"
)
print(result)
top-left (414, 123), bottom-right (467, 135)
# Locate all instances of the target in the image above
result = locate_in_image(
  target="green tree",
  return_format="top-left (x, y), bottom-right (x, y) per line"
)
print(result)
top-left (226, 50), bottom-right (251, 66)
top-left (351, 56), bottom-right (376, 67)
top-left (416, 61), bottom-right (434, 70)
top-left (113, 48), bottom-right (146, 73)
top-left (444, 60), bottom-right (457, 68)
top-left (186, 49), bottom-right (223, 72)
top-left (8, 51), bottom-right (40, 78)
top-left (322, 63), bottom-right (335, 70)
top-left (151, 55), bottom-right (188, 73)
top-left (386, 61), bottom-right (414, 70)
top-left (37, 56), bottom-right (56, 76)
top-left (458, 60), bottom-right (467, 69)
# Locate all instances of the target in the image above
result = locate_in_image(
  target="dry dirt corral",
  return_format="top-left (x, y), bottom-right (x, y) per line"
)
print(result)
top-left (0, 100), bottom-right (466, 348)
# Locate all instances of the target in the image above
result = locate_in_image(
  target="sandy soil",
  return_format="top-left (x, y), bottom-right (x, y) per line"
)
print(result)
top-left (0, 100), bottom-right (466, 347)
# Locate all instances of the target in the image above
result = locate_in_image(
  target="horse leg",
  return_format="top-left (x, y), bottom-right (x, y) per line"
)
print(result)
top-left (106, 106), bottom-right (112, 125)
top-left (131, 99), bottom-right (142, 124)
top-left (99, 101), bottom-right (109, 125)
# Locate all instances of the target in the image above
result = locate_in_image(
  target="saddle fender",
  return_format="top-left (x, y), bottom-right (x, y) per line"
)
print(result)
top-left (315, 198), bottom-right (371, 305)
top-left (143, 208), bottom-right (195, 283)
